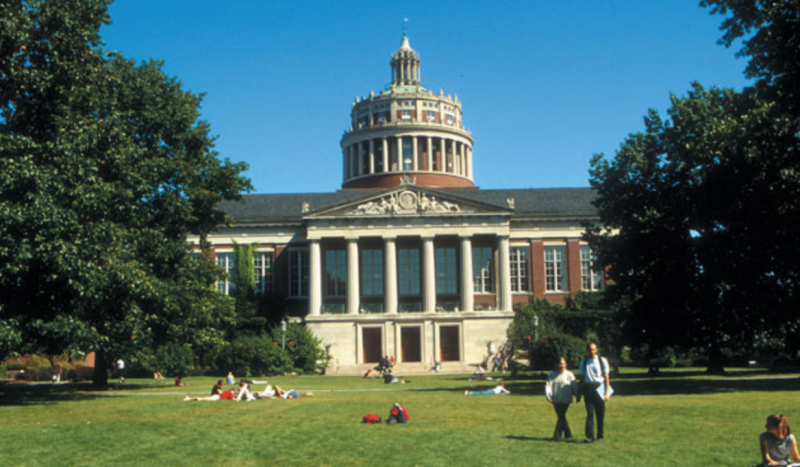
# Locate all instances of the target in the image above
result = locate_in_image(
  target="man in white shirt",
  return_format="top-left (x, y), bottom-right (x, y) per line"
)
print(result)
top-left (577, 342), bottom-right (610, 443)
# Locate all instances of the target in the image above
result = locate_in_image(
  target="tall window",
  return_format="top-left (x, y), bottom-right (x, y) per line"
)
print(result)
top-left (581, 246), bottom-right (603, 291)
top-left (472, 246), bottom-right (494, 293)
top-left (426, 110), bottom-right (436, 122)
top-left (325, 250), bottom-right (347, 297)
top-left (288, 250), bottom-right (308, 297)
top-left (544, 245), bottom-right (566, 292)
top-left (510, 246), bottom-right (529, 292)
top-left (402, 139), bottom-right (413, 170)
top-left (361, 249), bottom-right (383, 297)
top-left (398, 248), bottom-right (420, 296)
top-left (436, 247), bottom-right (457, 295)
top-left (254, 251), bottom-right (273, 295)
top-left (216, 252), bottom-right (235, 295)
top-left (401, 109), bottom-right (412, 121)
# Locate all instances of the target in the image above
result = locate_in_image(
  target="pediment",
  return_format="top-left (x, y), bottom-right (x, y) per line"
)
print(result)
top-left (306, 186), bottom-right (513, 219)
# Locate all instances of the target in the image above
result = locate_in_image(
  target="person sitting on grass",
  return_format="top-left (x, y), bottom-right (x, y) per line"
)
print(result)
top-left (761, 414), bottom-right (800, 467)
top-left (153, 371), bottom-right (165, 380)
top-left (387, 402), bottom-right (410, 424)
top-left (383, 370), bottom-right (405, 384)
top-left (175, 376), bottom-right (185, 387)
top-left (236, 379), bottom-right (255, 402)
top-left (464, 380), bottom-right (510, 396)
top-left (474, 364), bottom-right (486, 381)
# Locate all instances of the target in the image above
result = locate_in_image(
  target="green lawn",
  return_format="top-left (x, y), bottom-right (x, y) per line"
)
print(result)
top-left (1, 369), bottom-right (797, 467)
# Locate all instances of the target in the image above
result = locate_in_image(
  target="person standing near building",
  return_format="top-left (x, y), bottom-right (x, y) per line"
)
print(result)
top-left (577, 342), bottom-right (610, 443)
top-left (545, 356), bottom-right (576, 441)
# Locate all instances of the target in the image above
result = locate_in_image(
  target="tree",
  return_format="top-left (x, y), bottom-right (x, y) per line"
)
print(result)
top-left (587, 83), bottom-right (800, 371)
top-left (701, 0), bottom-right (800, 112)
top-left (0, 0), bottom-right (250, 386)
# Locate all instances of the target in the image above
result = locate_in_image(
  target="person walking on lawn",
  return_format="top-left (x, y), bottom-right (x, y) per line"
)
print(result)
top-left (577, 342), bottom-right (611, 443)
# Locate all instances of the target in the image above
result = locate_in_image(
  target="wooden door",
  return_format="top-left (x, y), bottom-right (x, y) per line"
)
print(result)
top-left (401, 327), bottom-right (421, 362)
top-left (362, 328), bottom-right (382, 364)
top-left (439, 326), bottom-right (460, 362)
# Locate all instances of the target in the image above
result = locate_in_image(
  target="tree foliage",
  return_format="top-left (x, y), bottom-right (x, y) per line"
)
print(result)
top-left (0, 0), bottom-right (251, 385)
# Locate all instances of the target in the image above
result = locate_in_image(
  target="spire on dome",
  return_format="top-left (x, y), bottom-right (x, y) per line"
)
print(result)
top-left (391, 25), bottom-right (421, 87)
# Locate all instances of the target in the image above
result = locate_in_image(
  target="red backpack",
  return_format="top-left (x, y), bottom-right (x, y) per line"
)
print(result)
top-left (362, 414), bottom-right (382, 424)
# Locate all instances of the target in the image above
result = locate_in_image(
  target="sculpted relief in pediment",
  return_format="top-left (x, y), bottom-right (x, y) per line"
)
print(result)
top-left (349, 190), bottom-right (463, 216)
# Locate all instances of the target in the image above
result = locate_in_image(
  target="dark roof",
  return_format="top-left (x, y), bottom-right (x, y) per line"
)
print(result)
top-left (218, 187), bottom-right (597, 224)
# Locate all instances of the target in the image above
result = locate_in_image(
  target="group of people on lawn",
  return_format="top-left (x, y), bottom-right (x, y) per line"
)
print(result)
top-left (184, 376), bottom-right (308, 402)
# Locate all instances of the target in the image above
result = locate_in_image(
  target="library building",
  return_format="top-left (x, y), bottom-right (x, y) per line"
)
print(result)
top-left (192, 34), bottom-right (603, 375)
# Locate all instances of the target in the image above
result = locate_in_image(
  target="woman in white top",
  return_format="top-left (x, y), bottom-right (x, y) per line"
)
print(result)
top-left (545, 356), bottom-right (576, 441)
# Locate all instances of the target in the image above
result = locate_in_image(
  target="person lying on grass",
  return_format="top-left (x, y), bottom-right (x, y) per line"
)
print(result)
top-left (761, 414), bottom-right (800, 467)
top-left (184, 380), bottom-right (236, 401)
top-left (235, 379), bottom-right (256, 402)
top-left (274, 385), bottom-right (313, 399)
top-left (464, 380), bottom-right (510, 396)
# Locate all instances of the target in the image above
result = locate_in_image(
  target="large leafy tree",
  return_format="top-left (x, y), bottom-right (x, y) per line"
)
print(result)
top-left (0, 0), bottom-right (250, 385)
top-left (588, 0), bottom-right (800, 371)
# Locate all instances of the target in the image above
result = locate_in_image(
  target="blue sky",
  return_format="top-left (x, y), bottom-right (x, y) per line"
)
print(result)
top-left (101, 1), bottom-right (751, 194)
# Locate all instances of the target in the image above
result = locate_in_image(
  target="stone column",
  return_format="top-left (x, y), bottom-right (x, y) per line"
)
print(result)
top-left (357, 142), bottom-right (364, 177)
top-left (385, 237), bottom-right (398, 314)
top-left (498, 235), bottom-right (512, 311)
top-left (450, 139), bottom-right (457, 173)
top-left (309, 239), bottom-right (322, 315)
top-left (427, 136), bottom-right (433, 171)
top-left (382, 138), bottom-right (389, 173)
top-left (347, 238), bottom-right (360, 315)
top-left (396, 136), bottom-right (403, 171)
top-left (423, 236), bottom-right (436, 312)
top-left (412, 136), bottom-right (418, 171)
top-left (369, 139), bottom-right (375, 174)
top-left (460, 235), bottom-right (474, 312)
top-left (342, 149), bottom-right (347, 181)
top-left (466, 146), bottom-right (472, 179)
top-left (440, 138), bottom-right (446, 173)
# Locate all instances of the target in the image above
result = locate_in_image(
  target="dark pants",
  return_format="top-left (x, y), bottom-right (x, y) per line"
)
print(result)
top-left (584, 389), bottom-right (605, 440)
top-left (552, 403), bottom-right (572, 440)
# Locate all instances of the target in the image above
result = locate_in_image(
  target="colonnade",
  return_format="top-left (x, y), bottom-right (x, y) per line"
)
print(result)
top-left (307, 234), bottom-right (512, 316)
top-left (342, 135), bottom-right (473, 181)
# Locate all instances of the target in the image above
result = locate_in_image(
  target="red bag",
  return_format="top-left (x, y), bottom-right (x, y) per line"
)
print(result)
top-left (362, 414), bottom-right (382, 424)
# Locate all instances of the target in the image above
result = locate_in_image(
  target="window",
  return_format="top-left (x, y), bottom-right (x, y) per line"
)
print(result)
top-left (254, 251), bottom-right (273, 295)
top-left (581, 246), bottom-right (603, 291)
top-left (436, 247), bottom-right (457, 295)
top-left (472, 246), bottom-right (494, 293)
top-left (325, 250), bottom-right (347, 297)
top-left (401, 109), bottom-right (412, 121)
top-left (288, 250), bottom-right (308, 297)
top-left (426, 110), bottom-right (436, 122)
top-left (402, 139), bottom-right (413, 170)
top-left (361, 249), bottom-right (383, 297)
top-left (216, 252), bottom-right (235, 295)
top-left (545, 245), bottom-right (566, 292)
top-left (445, 114), bottom-right (454, 125)
top-left (398, 248), bottom-right (420, 296)
top-left (510, 246), bottom-right (529, 293)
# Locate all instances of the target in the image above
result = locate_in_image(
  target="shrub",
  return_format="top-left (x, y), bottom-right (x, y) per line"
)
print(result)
top-left (269, 324), bottom-right (329, 374)
top-left (529, 333), bottom-right (587, 371)
top-left (219, 334), bottom-right (292, 377)
top-left (154, 343), bottom-right (195, 376)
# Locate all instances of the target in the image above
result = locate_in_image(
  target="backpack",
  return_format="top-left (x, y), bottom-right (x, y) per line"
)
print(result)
top-left (362, 414), bottom-right (382, 424)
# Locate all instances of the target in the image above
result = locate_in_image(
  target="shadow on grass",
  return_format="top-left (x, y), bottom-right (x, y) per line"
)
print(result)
top-left (0, 382), bottom-right (154, 406)
top-left (504, 435), bottom-right (553, 443)
top-left (503, 375), bottom-right (799, 397)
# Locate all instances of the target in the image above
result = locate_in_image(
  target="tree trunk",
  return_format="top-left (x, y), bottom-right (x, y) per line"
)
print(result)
top-left (92, 349), bottom-right (109, 388)
top-left (706, 341), bottom-right (725, 374)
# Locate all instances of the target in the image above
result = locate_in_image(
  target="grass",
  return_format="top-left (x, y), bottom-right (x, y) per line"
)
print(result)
top-left (0, 368), bottom-right (798, 467)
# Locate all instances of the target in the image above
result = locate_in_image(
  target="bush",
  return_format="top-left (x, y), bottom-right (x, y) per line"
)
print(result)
top-left (528, 333), bottom-right (587, 371)
top-left (269, 324), bottom-right (329, 374)
top-left (219, 334), bottom-right (292, 377)
top-left (155, 343), bottom-right (195, 376)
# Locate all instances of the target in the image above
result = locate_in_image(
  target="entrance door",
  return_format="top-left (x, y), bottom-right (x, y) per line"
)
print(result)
top-left (362, 328), bottom-right (383, 364)
top-left (439, 326), bottom-right (460, 362)
top-left (401, 327), bottom-right (421, 362)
